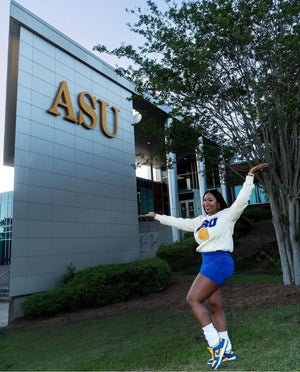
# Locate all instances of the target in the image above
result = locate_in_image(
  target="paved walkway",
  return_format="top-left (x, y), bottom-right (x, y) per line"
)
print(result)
top-left (0, 302), bottom-right (9, 328)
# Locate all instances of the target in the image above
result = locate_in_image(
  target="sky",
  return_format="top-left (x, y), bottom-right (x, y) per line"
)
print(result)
top-left (0, 0), bottom-right (154, 192)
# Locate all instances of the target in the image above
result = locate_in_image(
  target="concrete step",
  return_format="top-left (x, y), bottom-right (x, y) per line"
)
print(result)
top-left (0, 301), bottom-right (9, 327)
top-left (0, 288), bottom-right (10, 303)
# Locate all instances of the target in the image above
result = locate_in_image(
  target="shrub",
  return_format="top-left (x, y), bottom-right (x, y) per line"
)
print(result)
top-left (22, 258), bottom-right (172, 319)
top-left (184, 232), bottom-right (194, 239)
top-left (235, 240), bottom-right (282, 275)
top-left (60, 262), bottom-right (76, 284)
top-left (243, 207), bottom-right (272, 221)
top-left (156, 236), bottom-right (198, 271)
top-left (234, 207), bottom-right (272, 240)
top-left (234, 254), bottom-right (258, 271)
top-left (234, 214), bottom-right (253, 240)
top-left (260, 241), bottom-right (282, 276)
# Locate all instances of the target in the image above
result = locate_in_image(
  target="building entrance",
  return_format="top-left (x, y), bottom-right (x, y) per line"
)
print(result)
top-left (180, 200), bottom-right (195, 218)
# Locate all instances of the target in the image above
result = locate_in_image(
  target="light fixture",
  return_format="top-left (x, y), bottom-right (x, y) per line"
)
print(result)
top-left (133, 109), bottom-right (142, 124)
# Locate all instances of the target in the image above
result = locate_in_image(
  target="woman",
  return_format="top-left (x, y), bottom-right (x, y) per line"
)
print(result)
top-left (139, 163), bottom-right (268, 370)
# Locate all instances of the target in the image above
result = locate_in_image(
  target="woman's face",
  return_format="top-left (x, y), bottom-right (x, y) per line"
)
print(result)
top-left (203, 192), bottom-right (220, 216)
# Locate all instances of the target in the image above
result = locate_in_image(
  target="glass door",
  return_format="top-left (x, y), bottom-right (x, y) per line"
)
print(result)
top-left (180, 200), bottom-right (195, 218)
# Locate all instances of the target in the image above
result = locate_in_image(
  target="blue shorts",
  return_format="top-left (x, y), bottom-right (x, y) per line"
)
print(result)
top-left (200, 251), bottom-right (234, 286)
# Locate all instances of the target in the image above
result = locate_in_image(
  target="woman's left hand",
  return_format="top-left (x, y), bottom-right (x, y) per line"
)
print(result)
top-left (249, 163), bottom-right (268, 174)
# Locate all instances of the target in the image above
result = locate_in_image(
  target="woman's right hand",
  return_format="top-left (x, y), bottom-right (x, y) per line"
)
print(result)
top-left (138, 211), bottom-right (156, 218)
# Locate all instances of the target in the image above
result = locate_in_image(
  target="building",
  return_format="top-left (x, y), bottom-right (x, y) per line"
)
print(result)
top-left (1, 1), bottom-right (268, 324)
top-left (3, 0), bottom-right (145, 321)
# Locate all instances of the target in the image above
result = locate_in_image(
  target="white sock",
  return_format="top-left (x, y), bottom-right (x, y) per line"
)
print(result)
top-left (218, 331), bottom-right (232, 351)
top-left (202, 323), bottom-right (220, 348)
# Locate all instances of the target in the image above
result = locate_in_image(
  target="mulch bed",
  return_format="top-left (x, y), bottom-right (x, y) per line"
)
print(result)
top-left (7, 276), bottom-right (300, 330)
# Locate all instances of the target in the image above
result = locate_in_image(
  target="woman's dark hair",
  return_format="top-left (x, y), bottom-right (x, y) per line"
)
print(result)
top-left (203, 189), bottom-right (228, 210)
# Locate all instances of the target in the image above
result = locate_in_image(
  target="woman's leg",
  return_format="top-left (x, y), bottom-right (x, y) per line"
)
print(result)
top-left (187, 274), bottom-right (229, 369)
top-left (207, 287), bottom-right (232, 351)
top-left (207, 286), bottom-right (227, 331)
top-left (186, 273), bottom-right (219, 327)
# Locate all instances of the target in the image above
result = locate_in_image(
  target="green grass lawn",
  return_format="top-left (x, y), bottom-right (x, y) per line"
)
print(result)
top-left (227, 273), bottom-right (282, 283)
top-left (0, 302), bottom-right (299, 371)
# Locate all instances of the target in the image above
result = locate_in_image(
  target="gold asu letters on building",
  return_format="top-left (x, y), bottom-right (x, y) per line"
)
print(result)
top-left (47, 81), bottom-right (120, 137)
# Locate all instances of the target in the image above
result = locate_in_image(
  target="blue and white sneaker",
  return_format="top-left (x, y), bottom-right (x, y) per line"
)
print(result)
top-left (222, 350), bottom-right (236, 362)
top-left (207, 348), bottom-right (236, 365)
top-left (211, 338), bottom-right (228, 370)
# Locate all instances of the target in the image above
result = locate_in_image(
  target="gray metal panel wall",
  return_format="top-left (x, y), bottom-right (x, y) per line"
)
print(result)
top-left (9, 24), bottom-right (139, 297)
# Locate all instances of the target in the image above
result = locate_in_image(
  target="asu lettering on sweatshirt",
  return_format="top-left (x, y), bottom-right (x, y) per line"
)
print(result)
top-left (154, 176), bottom-right (255, 253)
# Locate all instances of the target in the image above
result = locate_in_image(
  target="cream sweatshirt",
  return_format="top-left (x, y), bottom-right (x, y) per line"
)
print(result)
top-left (155, 176), bottom-right (255, 253)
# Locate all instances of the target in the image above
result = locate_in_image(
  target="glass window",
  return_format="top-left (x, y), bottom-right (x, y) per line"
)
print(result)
top-left (0, 191), bottom-right (13, 265)
top-left (136, 164), bottom-right (161, 182)
top-left (257, 185), bottom-right (268, 203)
top-left (232, 185), bottom-right (267, 205)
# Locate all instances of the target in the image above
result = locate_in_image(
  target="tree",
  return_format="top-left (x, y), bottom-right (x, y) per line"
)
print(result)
top-left (94, 0), bottom-right (300, 285)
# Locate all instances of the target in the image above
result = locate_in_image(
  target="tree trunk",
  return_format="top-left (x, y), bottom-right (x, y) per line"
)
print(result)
top-left (288, 199), bottom-right (300, 285)
top-left (270, 207), bottom-right (292, 285)
top-left (267, 188), bottom-right (299, 285)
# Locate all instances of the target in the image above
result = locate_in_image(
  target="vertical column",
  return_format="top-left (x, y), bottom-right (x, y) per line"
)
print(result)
top-left (219, 160), bottom-right (228, 205)
top-left (165, 118), bottom-right (180, 242)
top-left (196, 136), bottom-right (207, 215)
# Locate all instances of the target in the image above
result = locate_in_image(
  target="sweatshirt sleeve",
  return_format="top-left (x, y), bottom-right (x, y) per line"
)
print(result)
top-left (226, 175), bottom-right (255, 222)
top-left (154, 214), bottom-right (200, 232)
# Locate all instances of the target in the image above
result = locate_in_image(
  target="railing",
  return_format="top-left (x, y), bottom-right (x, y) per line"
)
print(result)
top-left (0, 268), bottom-right (10, 289)
top-left (0, 269), bottom-right (10, 280)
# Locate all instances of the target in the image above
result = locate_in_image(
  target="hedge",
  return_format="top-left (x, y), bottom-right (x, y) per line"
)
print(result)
top-left (22, 257), bottom-right (172, 319)
top-left (234, 207), bottom-right (272, 240)
top-left (156, 236), bottom-right (199, 271)
top-left (243, 207), bottom-right (272, 221)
